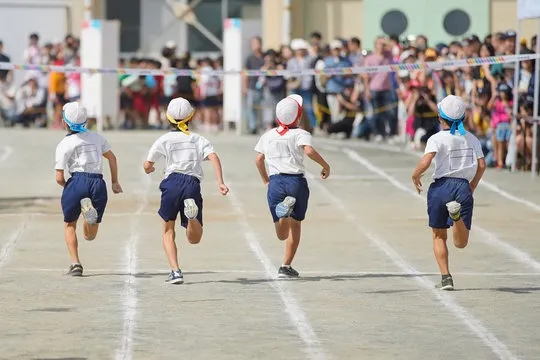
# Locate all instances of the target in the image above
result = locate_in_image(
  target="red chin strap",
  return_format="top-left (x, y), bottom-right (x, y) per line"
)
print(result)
top-left (276, 98), bottom-right (303, 136)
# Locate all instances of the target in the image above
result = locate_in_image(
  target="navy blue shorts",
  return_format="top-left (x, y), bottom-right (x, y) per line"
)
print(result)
top-left (267, 174), bottom-right (310, 223)
top-left (158, 173), bottom-right (203, 228)
top-left (61, 172), bottom-right (108, 223)
top-left (427, 177), bottom-right (474, 230)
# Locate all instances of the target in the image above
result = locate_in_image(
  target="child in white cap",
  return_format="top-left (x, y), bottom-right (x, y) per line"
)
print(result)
top-left (411, 95), bottom-right (486, 290)
top-left (55, 102), bottom-right (123, 276)
top-left (254, 94), bottom-right (331, 278)
top-left (143, 97), bottom-right (229, 284)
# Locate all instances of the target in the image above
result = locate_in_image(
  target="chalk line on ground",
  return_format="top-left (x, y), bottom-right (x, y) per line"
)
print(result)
top-left (115, 169), bottom-right (151, 360)
top-left (228, 188), bottom-right (328, 360)
top-left (0, 221), bottom-right (27, 270)
top-left (307, 171), bottom-right (519, 360)
top-left (342, 147), bottom-right (540, 272)
top-left (0, 145), bottom-right (14, 163)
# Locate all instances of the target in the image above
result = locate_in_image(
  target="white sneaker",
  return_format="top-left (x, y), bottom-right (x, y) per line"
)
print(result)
top-left (80, 198), bottom-right (98, 225)
top-left (183, 199), bottom-right (199, 220)
top-left (373, 135), bottom-right (384, 143)
top-left (275, 196), bottom-right (296, 219)
top-left (446, 201), bottom-right (462, 221)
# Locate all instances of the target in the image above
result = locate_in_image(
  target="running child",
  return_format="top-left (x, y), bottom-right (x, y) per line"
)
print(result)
top-left (143, 97), bottom-right (229, 285)
top-left (254, 94), bottom-right (330, 278)
top-left (411, 95), bottom-right (486, 290)
top-left (55, 102), bottom-right (123, 277)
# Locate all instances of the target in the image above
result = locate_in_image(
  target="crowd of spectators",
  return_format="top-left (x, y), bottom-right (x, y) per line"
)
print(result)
top-left (0, 30), bottom-right (539, 171)
top-left (244, 31), bottom-right (539, 171)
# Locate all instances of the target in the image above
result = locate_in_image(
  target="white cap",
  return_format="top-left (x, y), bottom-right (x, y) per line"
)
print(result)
top-left (165, 40), bottom-right (177, 49)
top-left (167, 97), bottom-right (194, 120)
top-left (330, 40), bottom-right (343, 50)
top-left (290, 38), bottom-right (309, 51)
top-left (63, 102), bottom-right (87, 124)
top-left (437, 95), bottom-right (466, 121)
top-left (399, 50), bottom-right (414, 63)
top-left (276, 94), bottom-right (303, 125)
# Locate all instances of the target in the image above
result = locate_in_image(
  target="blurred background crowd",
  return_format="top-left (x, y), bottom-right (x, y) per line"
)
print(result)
top-left (0, 29), bottom-right (538, 171)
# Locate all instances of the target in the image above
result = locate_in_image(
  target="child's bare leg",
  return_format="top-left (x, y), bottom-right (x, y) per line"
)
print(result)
top-left (274, 218), bottom-right (291, 241)
top-left (65, 221), bottom-right (80, 264)
top-left (162, 220), bottom-right (179, 270)
top-left (186, 218), bottom-right (203, 244)
top-left (452, 219), bottom-right (469, 248)
top-left (83, 222), bottom-right (99, 241)
top-left (283, 219), bottom-right (301, 265)
top-left (432, 228), bottom-right (449, 275)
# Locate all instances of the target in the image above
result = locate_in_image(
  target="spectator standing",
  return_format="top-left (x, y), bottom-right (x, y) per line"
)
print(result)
top-left (361, 37), bottom-right (396, 142)
top-left (244, 36), bottom-right (265, 134)
top-left (259, 50), bottom-right (285, 130)
top-left (23, 33), bottom-right (41, 65)
top-left (198, 57), bottom-right (221, 133)
top-left (324, 40), bottom-right (353, 124)
top-left (0, 40), bottom-right (13, 123)
top-left (348, 37), bottom-right (362, 65)
top-left (286, 38), bottom-right (317, 129)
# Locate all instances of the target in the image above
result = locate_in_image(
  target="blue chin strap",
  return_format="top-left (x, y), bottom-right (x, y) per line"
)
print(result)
top-left (63, 111), bottom-right (87, 133)
top-left (438, 105), bottom-right (466, 135)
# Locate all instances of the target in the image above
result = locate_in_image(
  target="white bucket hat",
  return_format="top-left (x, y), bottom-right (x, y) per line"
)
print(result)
top-left (63, 102), bottom-right (88, 132)
top-left (166, 97), bottom-right (195, 134)
top-left (437, 95), bottom-right (467, 135)
top-left (275, 94), bottom-right (303, 135)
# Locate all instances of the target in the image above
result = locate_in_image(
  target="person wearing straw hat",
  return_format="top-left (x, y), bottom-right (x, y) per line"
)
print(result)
top-left (143, 97), bottom-right (229, 285)
top-left (55, 102), bottom-right (123, 277)
top-left (411, 95), bottom-right (486, 290)
top-left (254, 94), bottom-right (330, 278)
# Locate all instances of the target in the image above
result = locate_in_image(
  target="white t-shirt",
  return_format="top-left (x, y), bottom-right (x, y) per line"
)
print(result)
top-left (199, 66), bottom-right (220, 98)
top-left (55, 132), bottom-right (111, 175)
top-left (146, 131), bottom-right (215, 181)
top-left (254, 128), bottom-right (313, 176)
top-left (425, 130), bottom-right (484, 182)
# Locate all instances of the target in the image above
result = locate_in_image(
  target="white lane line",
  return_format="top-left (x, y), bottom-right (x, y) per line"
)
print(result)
top-left (343, 148), bottom-right (540, 272)
top-left (0, 145), bottom-right (14, 163)
top-left (319, 139), bottom-right (540, 213)
top-left (307, 172), bottom-right (519, 360)
top-left (228, 189), bottom-right (328, 360)
top-left (115, 173), bottom-right (151, 360)
top-left (0, 221), bottom-right (27, 270)
top-left (2, 268), bottom-right (539, 277)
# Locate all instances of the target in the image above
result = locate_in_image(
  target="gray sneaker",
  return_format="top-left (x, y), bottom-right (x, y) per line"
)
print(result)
top-left (66, 263), bottom-right (83, 277)
top-left (166, 269), bottom-right (184, 284)
top-left (436, 275), bottom-right (454, 291)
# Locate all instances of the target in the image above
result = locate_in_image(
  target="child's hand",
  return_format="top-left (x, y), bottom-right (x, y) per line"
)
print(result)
top-left (218, 183), bottom-right (229, 195)
top-left (112, 182), bottom-right (123, 194)
top-left (321, 166), bottom-right (330, 179)
top-left (412, 175), bottom-right (423, 194)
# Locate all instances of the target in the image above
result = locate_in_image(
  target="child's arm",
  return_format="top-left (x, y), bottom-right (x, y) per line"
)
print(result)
top-left (255, 153), bottom-right (270, 185)
top-left (103, 150), bottom-right (123, 194)
top-left (304, 145), bottom-right (330, 179)
top-left (469, 158), bottom-right (486, 193)
top-left (55, 170), bottom-right (66, 187)
top-left (207, 153), bottom-right (229, 195)
top-left (411, 152), bottom-right (435, 194)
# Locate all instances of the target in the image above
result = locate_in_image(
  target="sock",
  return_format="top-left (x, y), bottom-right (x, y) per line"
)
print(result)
top-left (449, 211), bottom-right (461, 222)
top-left (281, 265), bottom-right (291, 268)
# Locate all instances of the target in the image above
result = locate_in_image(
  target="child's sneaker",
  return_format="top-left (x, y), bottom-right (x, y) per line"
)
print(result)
top-left (66, 263), bottom-right (83, 277)
top-left (166, 269), bottom-right (184, 284)
top-left (80, 198), bottom-right (98, 225)
top-left (446, 201), bottom-right (462, 222)
top-left (436, 275), bottom-right (454, 291)
top-left (277, 266), bottom-right (299, 278)
top-left (275, 196), bottom-right (296, 219)
top-left (183, 199), bottom-right (199, 220)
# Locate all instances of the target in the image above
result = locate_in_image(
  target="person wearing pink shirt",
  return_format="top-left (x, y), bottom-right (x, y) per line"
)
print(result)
top-left (489, 83), bottom-right (513, 169)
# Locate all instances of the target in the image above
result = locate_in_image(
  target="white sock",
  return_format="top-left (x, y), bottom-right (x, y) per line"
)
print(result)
top-left (281, 264), bottom-right (291, 268)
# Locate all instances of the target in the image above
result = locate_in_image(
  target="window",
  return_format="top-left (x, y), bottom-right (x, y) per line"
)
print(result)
top-left (106, 0), bottom-right (141, 52)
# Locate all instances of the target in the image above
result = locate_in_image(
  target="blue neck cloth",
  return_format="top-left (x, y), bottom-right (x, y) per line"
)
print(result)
top-left (438, 105), bottom-right (466, 135)
top-left (63, 111), bottom-right (87, 133)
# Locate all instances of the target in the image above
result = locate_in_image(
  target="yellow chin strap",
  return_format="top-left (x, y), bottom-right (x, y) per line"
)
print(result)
top-left (166, 111), bottom-right (195, 134)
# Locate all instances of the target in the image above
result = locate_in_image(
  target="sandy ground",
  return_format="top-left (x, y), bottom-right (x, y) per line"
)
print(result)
top-left (0, 129), bottom-right (539, 360)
